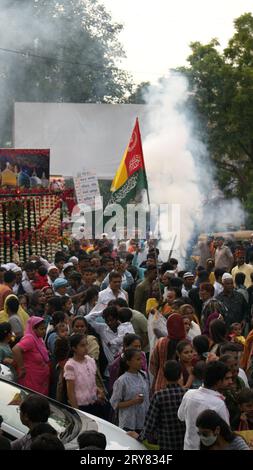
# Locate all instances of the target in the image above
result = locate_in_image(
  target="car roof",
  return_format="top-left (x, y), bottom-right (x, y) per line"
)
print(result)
top-left (0, 378), bottom-right (145, 450)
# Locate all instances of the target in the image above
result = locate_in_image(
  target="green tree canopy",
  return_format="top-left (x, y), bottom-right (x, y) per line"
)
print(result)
top-left (0, 0), bottom-right (133, 145)
top-left (179, 13), bottom-right (253, 204)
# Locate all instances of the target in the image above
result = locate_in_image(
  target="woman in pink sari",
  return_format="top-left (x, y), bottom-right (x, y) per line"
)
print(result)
top-left (12, 316), bottom-right (50, 395)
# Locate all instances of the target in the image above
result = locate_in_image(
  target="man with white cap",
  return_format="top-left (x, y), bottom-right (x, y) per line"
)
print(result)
top-left (182, 272), bottom-right (196, 298)
top-left (62, 262), bottom-right (74, 281)
top-left (12, 266), bottom-right (23, 296)
top-left (217, 273), bottom-right (249, 328)
top-left (47, 266), bottom-right (59, 287)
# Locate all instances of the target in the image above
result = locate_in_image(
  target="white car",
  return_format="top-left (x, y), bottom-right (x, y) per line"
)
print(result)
top-left (0, 377), bottom-right (145, 450)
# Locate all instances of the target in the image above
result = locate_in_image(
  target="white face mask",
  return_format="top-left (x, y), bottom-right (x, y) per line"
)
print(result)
top-left (199, 434), bottom-right (217, 447)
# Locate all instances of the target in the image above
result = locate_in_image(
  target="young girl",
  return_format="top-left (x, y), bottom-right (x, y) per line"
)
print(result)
top-left (176, 340), bottom-right (194, 388)
top-left (108, 333), bottom-right (147, 394)
top-left (71, 316), bottom-right (100, 362)
top-left (0, 322), bottom-right (17, 380)
top-left (110, 349), bottom-right (150, 432)
top-left (63, 334), bottom-right (105, 416)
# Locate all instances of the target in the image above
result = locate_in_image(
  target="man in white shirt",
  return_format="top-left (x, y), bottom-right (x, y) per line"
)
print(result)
top-left (85, 306), bottom-right (120, 365)
top-left (92, 272), bottom-right (128, 314)
top-left (181, 272), bottom-right (195, 298)
top-left (178, 361), bottom-right (232, 450)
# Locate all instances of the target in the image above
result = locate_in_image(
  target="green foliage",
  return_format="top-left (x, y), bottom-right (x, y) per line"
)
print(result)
top-left (0, 0), bottom-right (133, 146)
top-left (179, 12), bottom-right (253, 207)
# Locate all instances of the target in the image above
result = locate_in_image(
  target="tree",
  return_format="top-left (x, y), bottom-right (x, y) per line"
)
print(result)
top-left (179, 13), bottom-right (253, 206)
top-left (0, 0), bottom-right (133, 145)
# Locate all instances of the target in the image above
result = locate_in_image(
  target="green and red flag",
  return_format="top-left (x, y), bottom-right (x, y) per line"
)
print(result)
top-left (108, 118), bottom-right (149, 206)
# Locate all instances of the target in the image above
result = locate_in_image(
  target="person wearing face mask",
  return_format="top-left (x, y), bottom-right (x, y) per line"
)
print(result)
top-left (196, 409), bottom-right (249, 450)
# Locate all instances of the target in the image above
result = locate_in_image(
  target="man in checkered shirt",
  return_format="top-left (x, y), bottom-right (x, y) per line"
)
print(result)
top-left (138, 360), bottom-right (186, 449)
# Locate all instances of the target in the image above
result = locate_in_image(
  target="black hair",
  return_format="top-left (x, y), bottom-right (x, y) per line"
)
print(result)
top-left (164, 360), bottom-right (182, 381)
top-left (193, 335), bottom-right (209, 357)
top-left (77, 430), bottom-right (106, 450)
top-left (82, 267), bottom-right (95, 273)
top-left (101, 256), bottom-right (114, 265)
top-left (196, 410), bottom-right (235, 448)
top-left (119, 348), bottom-right (142, 376)
top-left (109, 271), bottom-right (122, 281)
top-left (220, 342), bottom-right (243, 354)
top-left (72, 316), bottom-right (88, 328)
top-left (127, 265), bottom-right (138, 280)
top-left (24, 262), bottom-right (36, 272)
top-left (235, 272), bottom-right (246, 287)
top-left (0, 267), bottom-right (6, 273)
top-left (102, 306), bottom-right (118, 320)
top-left (109, 298), bottom-right (128, 308)
top-left (176, 339), bottom-right (192, 355)
top-left (69, 271), bottom-right (82, 282)
top-left (168, 287), bottom-right (182, 299)
top-left (0, 322), bottom-right (12, 341)
top-left (170, 258), bottom-right (178, 266)
top-left (209, 319), bottom-right (227, 344)
top-left (214, 268), bottom-right (226, 281)
top-left (123, 333), bottom-right (141, 348)
top-left (69, 333), bottom-right (86, 357)
top-left (192, 361), bottom-right (206, 381)
top-left (30, 434), bottom-right (65, 450)
top-left (3, 271), bottom-right (16, 284)
top-left (46, 296), bottom-right (63, 312)
top-left (237, 388), bottom-right (253, 405)
top-left (78, 253), bottom-right (90, 262)
top-left (38, 266), bottom-right (48, 276)
top-left (99, 247), bottom-right (112, 256)
top-left (170, 277), bottom-right (183, 288)
top-left (80, 287), bottom-right (99, 306)
top-left (54, 254), bottom-right (66, 264)
top-left (60, 296), bottom-right (72, 309)
top-left (6, 296), bottom-right (19, 314)
top-left (54, 337), bottom-right (70, 362)
top-left (30, 423), bottom-right (57, 439)
top-left (20, 395), bottom-right (50, 423)
top-left (203, 361), bottom-right (229, 388)
top-left (219, 354), bottom-right (236, 366)
top-left (96, 267), bottom-right (108, 276)
top-left (51, 311), bottom-right (66, 327)
top-left (118, 307), bottom-right (132, 323)
top-left (160, 262), bottom-right (174, 274)
top-left (126, 253), bottom-right (134, 263)
top-left (198, 270), bottom-right (210, 283)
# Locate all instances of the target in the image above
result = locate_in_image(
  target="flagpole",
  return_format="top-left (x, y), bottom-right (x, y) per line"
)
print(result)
top-left (137, 117), bottom-right (161, 299)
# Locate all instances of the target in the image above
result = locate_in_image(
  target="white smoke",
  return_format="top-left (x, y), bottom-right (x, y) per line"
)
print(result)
top-left (142, 73), bottom-right (245, 264)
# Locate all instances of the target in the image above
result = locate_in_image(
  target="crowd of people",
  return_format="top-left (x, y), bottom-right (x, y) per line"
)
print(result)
top-left (1, 234), bottom-right (253, 450)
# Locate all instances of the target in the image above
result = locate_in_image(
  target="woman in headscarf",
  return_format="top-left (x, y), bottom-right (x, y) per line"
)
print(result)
top-left (0, 294), bottom-right (29, 330)
top-left (150, 313), bottom-right (186, 393)
top-left (12, 317), bottom-right (50, 395)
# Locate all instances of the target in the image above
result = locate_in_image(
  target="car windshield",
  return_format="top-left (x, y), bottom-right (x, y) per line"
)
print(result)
top-left (0, 379), bottom-right (83, 442)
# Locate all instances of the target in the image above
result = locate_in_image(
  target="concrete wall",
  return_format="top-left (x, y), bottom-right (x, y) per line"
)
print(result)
top-left (14, 103), bottom-right (150, 179)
